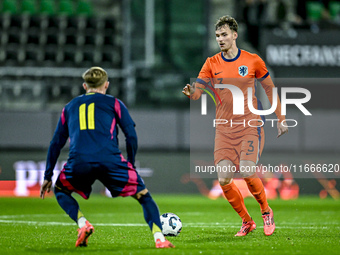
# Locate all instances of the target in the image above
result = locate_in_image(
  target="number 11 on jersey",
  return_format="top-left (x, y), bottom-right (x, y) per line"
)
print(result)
top-left (79, 103), bottom-right (95, 130)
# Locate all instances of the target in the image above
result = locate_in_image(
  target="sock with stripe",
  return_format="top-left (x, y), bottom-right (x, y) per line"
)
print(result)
top-left (137, 192), bottom-right (165, 242)
top-left (220, 181), bottom-right (252, 222)
top-left (244, 174), bottom-right (269, 214)
top-left (77, 213), bottom-right (87, 228)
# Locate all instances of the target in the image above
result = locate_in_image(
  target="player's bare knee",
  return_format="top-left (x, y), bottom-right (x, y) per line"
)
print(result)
top-left (219, 178), bottom-right (233, 186)
top-left (239, 160), bottom-right (257, 178)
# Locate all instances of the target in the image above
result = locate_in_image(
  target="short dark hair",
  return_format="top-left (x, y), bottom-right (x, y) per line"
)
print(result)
top-left (215, 15), bottom-right (238, 32)
top-left (82, 67), bottom-right (108, 88)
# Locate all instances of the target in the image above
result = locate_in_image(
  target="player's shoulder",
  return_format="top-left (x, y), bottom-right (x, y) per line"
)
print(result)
top-left (240, 49), bottom-right (261, 59)
top-left (207, 52), bottom-right (222, 62)
top-left (104, 94), bottom-right (115, 99)
top-left (115, 97), bottom-right (128, 109)
top-left (65, 94), bottom-right (85, 108)
top-left (66, 93), bottom-right (116, 107)
top-left (100, 94), bottom-right (128, 110)
top-left (102, 94), bottom-right (118, 104)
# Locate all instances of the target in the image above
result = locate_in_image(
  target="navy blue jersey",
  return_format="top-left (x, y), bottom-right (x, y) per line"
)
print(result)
top-left (44, 93), bottom-right (137, 181)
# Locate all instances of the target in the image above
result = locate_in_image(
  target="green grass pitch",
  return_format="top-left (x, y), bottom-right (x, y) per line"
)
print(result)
top-left (0, 194), bottom-right (339, 255)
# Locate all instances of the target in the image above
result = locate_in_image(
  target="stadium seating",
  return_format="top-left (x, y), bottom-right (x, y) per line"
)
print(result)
top-left (0, 0), bottom-right (207, 109)
top-left (0, 7), bottom-right (119, 68)
top-left (0, 1), bottom-right (119, 110)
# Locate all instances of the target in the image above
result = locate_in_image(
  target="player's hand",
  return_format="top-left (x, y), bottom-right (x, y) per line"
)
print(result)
top-left (182, 83), bottom-right (195, 97)
top-left (277, 121), bottom-right (288, 138)
top-left (40, 180), bottom-right (52, 199)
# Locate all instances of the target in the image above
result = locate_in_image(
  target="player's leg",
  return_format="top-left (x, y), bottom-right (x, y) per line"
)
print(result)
top-left (240, 130), bottom-right (275, 235)
top-left (217, 159), bottom-right (252, 222)
top-left (54, 164), bottom-right (95, 247)
top-left (240, 129), bottom-right (270, 213)
top-left (240, 160), bottom-right (275, 235)
top-left (240, 160), bottom-right (269, 213)
top-left (133, 189), bottom-right (174, 248)
top-left (217, 159), bottom-right (256, 236)
top-left (54, 185), bottom-right (94, 247)
top-left (54, 185), bottom-right (80, 224)
top-left (100, 156), bottom-right (174, 248)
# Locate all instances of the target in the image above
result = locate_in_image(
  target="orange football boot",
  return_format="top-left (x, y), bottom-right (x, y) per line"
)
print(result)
top-left (155, 239), bottom-right (175, 248)
top-left (262, 207), bottom-right (275, 236)
top-left (75, 221), bottom-right (94, 247)
top-left (235, 219), bottom-right (256, 236)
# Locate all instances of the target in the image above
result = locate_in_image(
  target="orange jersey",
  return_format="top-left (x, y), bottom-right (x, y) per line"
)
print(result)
top-left (191, 49), bottom-right (285, 134)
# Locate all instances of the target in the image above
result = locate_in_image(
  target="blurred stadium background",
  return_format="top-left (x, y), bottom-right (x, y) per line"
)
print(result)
top-left (0, 0), bottom-right (339, 199)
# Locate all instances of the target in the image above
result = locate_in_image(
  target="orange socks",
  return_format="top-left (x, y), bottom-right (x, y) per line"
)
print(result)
top-left (244, 174), bottom-right (269, 214)
top-left (221, 181), bottom-right (252, 222)
top-left (221, 175), bottom-right (270, 221)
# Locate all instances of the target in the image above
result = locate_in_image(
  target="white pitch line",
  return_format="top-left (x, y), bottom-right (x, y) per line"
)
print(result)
top-left (0, 215), bottom-right (338, 226)
top-left (0, 220), bottom-right (145, 226)
top-left (184, 222), bottom-right (340, 226)
top-left (0, 214), bottom-right (68, 219)
top-left (0, 220), bottom-right (75, 226)
top-left (0, 219), bottom-right (338, 229)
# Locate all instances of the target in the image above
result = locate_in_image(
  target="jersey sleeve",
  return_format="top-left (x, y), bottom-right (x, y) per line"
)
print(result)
top-left (254, 54), bottom-right (269, 80)
top-left (254, 55), bottom-right (285, 121)
top-left (191, 58), bottom-right (213, 100)
top-left (44, 108), bottom-right (69, 181)
top-left (260, 75), bottom-right (285, 122)
top-left (114, 99), bottom-right (137, 166)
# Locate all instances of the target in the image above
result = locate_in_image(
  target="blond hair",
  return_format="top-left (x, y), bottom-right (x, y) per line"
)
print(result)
top-left (215, 15), bottom-right (238, 32)
top-left (82, 67), bottom-right (108, 88)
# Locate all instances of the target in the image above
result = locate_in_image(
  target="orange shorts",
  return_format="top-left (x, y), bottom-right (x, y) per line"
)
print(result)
top-left (214, 127), bottom-right (265, 166)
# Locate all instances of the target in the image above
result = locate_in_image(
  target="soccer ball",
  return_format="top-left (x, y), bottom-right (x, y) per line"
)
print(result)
top-left (160, 213), bottom-right (182, 236)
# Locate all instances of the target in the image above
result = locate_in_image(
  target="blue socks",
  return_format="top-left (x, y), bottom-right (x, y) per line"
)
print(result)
top-left (55, 187), bottom-right (163, 238)
top-left (137, 192), bottom-right (162, 231)
top-left (54, 187), bottom-right (79, 223)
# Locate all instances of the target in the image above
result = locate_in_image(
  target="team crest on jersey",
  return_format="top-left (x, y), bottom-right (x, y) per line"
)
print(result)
top-left (238, 65), bottom-right (248, 77)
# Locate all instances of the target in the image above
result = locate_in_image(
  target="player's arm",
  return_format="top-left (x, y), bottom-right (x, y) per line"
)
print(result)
top-left (41, 108), bottom-right (69, 198)
top-left (255, 55), bottom-right (288, 138)
top-left (182, 58), bottom-right (212, 100)
top-left (182, 81), bottom-right (206, 100)
top-left (259, 75), bottom-right (288, 138)
top-left (115, 99), bottom-right (137, 167)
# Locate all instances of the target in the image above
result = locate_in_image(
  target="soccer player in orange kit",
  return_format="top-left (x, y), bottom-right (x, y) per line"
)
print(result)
top-left (182, 15), bottom-right (288, 236)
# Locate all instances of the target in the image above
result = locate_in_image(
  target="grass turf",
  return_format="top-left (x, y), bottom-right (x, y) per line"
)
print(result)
top-left (0, 194), bottom-right (339, 255)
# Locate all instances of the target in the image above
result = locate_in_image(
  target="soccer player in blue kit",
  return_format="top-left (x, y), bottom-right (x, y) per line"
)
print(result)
top-left (40, 67), bottom-right (174, 249)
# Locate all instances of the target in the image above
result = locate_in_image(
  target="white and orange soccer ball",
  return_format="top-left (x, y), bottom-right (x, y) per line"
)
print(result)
top-left (160, 213), bottom-right (182, 236)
